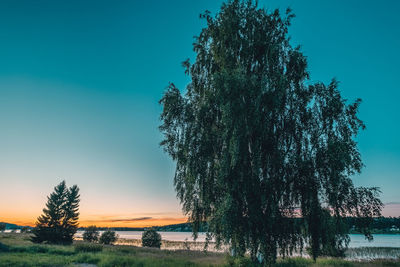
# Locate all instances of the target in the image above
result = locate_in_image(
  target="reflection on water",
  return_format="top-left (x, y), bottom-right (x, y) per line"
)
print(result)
top-left (76, 231), bottom-right (209, 242)
top-left (348, 234), bottom-right (400, 248)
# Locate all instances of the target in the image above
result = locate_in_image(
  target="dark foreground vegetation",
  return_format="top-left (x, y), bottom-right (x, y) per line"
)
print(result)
top-left (1, 233), bottom-right (400, 267)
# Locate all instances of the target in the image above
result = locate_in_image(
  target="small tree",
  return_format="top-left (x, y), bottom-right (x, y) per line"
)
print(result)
top-left (83, 225), bottom-right (100, 242)
top-left (141, 229), bottom-right (161, 248)
top-left (20, 227), bottom-right (31, 233)
top-left (0, 223), bottom-right (6, 232)
top-left (99, 230), bottom-right (118, 245)
top-left (32, 181), bottom-right (80, 244)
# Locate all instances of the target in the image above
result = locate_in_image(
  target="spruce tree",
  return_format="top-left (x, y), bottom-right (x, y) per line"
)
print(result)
top-left (32, 181), bottom-right (80, 244)
top-left (62, 184), bottom-right (80, 242)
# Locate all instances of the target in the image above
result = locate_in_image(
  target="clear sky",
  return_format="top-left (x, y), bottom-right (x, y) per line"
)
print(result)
top-left (0, 0), bottom-right (399, 227)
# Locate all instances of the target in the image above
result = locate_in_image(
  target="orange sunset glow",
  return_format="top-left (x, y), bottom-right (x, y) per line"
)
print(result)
top-left (1, 214), bottom-right (188, 228)
top-left (0, 178), bottom-right (188, 228)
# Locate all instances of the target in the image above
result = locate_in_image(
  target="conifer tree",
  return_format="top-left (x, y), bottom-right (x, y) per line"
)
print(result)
top-left (62, 184), bottom-right (80, 242)
top-left (32, 181), bottom-right (80, 244)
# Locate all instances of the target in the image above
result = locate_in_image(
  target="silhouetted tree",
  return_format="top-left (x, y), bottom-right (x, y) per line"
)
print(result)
top-left (159, 0), bottom-right (382, 264)
top-left (141, 229), bottom-right (162, 248)
top-left (83, 225), bottom-right (100, 242)
top-left (20, 227), bottom-right (31, 233)
top-left (0, 223), bottom-right (5, 232)
top-left (32, 181), bottom-right (80, 244)
top-left (99, 230), bottom-right (118, 245)
top-left (62, 184), bottom-right (80, 242)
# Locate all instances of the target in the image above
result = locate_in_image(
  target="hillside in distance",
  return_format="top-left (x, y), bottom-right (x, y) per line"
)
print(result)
top-left (3, 218), bottom-right (400, 234)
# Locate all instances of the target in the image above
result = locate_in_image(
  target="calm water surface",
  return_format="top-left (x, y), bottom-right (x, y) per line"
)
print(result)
top-left (76, 231), bottom-right (400, 247)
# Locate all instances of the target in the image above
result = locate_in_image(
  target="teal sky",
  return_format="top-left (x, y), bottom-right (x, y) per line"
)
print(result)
top-left (0, 0), bottom-right (399, 225)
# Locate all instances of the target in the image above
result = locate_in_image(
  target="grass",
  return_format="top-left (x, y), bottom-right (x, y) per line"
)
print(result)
top-left (1, 233), bottom-right (400, 266)
top-left (346, 247), bottom-right (400, 260)
top-left (74, 243), bottom-right (103, 253)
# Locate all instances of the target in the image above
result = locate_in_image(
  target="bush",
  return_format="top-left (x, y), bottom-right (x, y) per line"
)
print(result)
top-left (99, 230), bottom-right (118, 245)
top-left (75, 243), bottom-right (103, 253)
top-left (82, 225), bottom-right (100, 242)
top-left (0, 223), bottom-right (6, 232)
top-left (141, 229), bottom-right (161, 248)
top-left (20, 227), bottom-right (31, 233)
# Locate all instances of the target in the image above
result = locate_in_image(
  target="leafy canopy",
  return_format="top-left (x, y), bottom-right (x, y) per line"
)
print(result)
top-left (83, 225), bottom-right (100, 243)
top-left (0, 223), bottom-right (5, 232)
top-left (32, 180), bottom-right (80, 244)
top-left (99, 230), bottom-right (118, 245)
top-left (142, 228), bottom-right (162, 248)
top-left (159, 0), bottom-right (382, 264)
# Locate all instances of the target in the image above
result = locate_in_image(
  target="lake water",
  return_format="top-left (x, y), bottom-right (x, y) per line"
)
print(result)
top-left (348, 234), bottom-right (400, 247)
top-left (76, 231), bottom-right (400, 247)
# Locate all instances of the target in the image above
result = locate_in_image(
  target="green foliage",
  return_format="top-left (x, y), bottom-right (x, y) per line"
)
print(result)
top-left (75, 242), bottom-right (103, 253)
top-left (83, 225), bottom-right (100, 242)
top-left (20, 227), bottom-right (31, 233)
top-left (0, 223), bottom-right (5, 232)
top-left (31, 180), bottom-right (80, 244)
top-left (2, 232), bottom-right (400, 267)
top-left (226, 255), bottom-right (254, 266)
top-left (115, 246), bottom-right (137, 255)
top-left (0, 242), bottom-right (9, 252)
top-left (99, 230), bottom-right (118, 245)
top-left (11, 245), bottom-right (49, 253)
top-left (159, 0), bottom-right (382, 264)
top-left (97, 255), bottom-right (138, 267)
top-left (73, 253), bottom-right (101, 264)
top-left (141, 228), bottom-right (162, 248)
top-left (7, 244), bottom-right (76, 256)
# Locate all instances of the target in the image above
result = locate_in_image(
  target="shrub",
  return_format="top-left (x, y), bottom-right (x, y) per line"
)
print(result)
top-left (20, 226), bottom-right (31, 233)
top-left (141, 228), bottom-right (161, 248)
top-left (75, 243), bottom-right (103, 253)
top-left (0, 223), bottom-right (6, 232)
top-left (99, 230), bottom-right (118, 245)
top-left (83, 225), bottom-right (100, 242)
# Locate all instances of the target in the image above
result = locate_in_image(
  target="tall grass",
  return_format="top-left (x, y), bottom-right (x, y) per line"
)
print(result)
top-left (74, 242), bottom-right (103, 253)
top-left (346, 247), bottom-right (400, 260)
top-left (1, 233), bottom-right (400, 266)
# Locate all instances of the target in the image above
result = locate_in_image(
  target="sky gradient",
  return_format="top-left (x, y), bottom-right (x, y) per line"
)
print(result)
top-left (0, 0), bottom-right (399, 227)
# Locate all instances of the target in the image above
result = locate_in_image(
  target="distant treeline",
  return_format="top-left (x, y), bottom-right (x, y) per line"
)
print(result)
top-left (77, 223), bottom-right (201, 232)
top-left (348, 217), bottom-right (400, 234)
top-left (77, 217), bottom-right (400, 234)
top-left (2, 217), bottom-right (399, 233)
